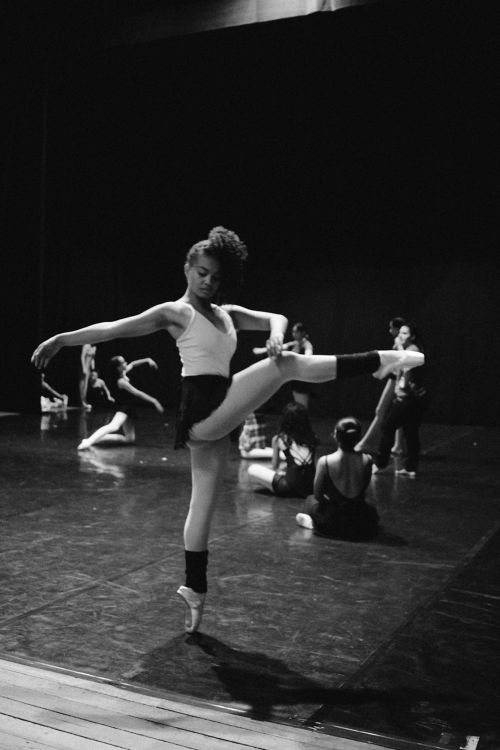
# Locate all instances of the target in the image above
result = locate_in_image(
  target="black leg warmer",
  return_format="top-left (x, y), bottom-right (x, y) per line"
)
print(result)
top-left (336, 351), bottom-right (380, 379)
top-left (185, 550), bottom-right (209, 593)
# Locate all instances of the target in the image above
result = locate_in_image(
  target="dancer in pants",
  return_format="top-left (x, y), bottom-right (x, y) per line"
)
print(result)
top-left (32, 226), bottom-right (423, 633)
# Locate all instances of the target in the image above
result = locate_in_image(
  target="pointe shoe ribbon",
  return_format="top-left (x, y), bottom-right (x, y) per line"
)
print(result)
top-left (373, 350), bottom-right (424, 380)
top-left (177, 585), bottom-right (205, 633)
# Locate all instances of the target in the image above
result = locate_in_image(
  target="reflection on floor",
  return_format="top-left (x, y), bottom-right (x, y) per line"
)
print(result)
top-left (1, 408), bottom-right (499, 750)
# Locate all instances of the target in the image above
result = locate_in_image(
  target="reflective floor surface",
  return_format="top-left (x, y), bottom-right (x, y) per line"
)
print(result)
top-left (1, 408), bottom-right (499, 749)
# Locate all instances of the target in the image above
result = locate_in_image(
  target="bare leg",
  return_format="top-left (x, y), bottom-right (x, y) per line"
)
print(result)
top-left (190, 350), bottom-right (423, 443)
top-left (247, 463), bottom-right (277, 491)
top-left (178, 436), bottom-right (229, 633)
top-left (77, 412), bottom-right (132, 450)
top-left (356, 379), bottom-right (395, 452)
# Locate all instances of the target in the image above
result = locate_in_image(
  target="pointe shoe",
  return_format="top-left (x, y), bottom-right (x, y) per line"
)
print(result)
top-left (373, 350), bottom-right (425, 379)
top-left (77, 439), bottom-right (92, 451)
top-left (296, 513), bottom-right (314, 529)
top-left (176, 585), bottom-right (205, 633)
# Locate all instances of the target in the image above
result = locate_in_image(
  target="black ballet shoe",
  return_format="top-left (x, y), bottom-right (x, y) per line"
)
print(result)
top-left (176, 585), bottom-right (205, 633)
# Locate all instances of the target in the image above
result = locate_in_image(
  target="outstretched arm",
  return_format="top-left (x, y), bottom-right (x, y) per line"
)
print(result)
top-left (225, 305), bottom-right (288, 359)
top-left (118, 379), bottom-right (163, 413)
top-left (32, 303), bottom-right (174, 370)
top-left (126, 357), bottom-right (158, 373)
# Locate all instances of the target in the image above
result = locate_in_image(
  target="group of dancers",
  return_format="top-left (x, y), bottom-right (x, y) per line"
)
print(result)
top-left (32, 225), bottom-right (425, 634)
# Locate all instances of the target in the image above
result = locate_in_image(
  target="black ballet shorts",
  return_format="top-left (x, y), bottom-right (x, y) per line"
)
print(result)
top-left (175, 375), bottom-right (232, 449)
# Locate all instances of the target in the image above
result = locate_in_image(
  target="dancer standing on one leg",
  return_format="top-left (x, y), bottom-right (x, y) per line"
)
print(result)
top-left (77, 356), bottom-right (163, 450)
top-left (32, 226), bottom-right (424, 633)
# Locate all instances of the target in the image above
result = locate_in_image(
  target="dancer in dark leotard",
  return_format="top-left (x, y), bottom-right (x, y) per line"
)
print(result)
top-left (296, 416), bottom-right (379, 540)
top-left (77, 356), bottom-right (163, 450)
top-left (247, 402), bottom-right (316, 498)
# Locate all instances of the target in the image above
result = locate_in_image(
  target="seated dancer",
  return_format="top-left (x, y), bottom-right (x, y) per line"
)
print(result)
top-left (77, 356), bottom-right (163, 450)
top-left (247, 402), bottom-right (317, 498)
top-left (31, 226), bottom-right (423, 633)
top-left (296, 416), bottom-right (379, 540)
top-left (40, 373), bottom-right (68, 412)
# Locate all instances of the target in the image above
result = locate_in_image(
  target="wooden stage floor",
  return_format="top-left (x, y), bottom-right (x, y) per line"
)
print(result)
top-left (1, 408), bottom-right (499, 750)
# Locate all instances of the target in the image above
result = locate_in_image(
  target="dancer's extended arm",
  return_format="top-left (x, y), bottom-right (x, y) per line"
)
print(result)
top-left (126, 358), bottom-right (158, 372)
top-left (118, 379), bottom-right (163, 413)
top-left (32, 302), bottom-right (179, 370)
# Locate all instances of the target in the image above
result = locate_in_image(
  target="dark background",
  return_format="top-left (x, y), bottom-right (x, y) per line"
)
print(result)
top-left (2, 0), bottom-right (499, 424)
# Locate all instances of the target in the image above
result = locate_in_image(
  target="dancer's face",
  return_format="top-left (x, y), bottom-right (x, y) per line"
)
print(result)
top-left (397, 325), bottom-right (415, 348)
top-left (185, 252), bottom-right (221, 301)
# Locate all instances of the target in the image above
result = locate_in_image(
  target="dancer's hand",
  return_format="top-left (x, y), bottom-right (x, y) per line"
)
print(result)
top-left (31, 336), bottom-right (61, 370)
top-left (147, 358), bottom-right (158, 369)
top-left (154, 399), bottom-right (164, 413)
top-left (266, 335), bottom-right (283, 360)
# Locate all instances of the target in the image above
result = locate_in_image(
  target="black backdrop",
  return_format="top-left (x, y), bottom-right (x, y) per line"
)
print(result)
top-left (2, 1), bottom-right (499, 424)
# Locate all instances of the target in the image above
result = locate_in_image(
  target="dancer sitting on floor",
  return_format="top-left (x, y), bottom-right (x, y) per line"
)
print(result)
top-left (77, 355), bottom-right (163, 450)
top-left (31, 225), bottom-right (423, 633)
top-left (40, 373), bottom-right (68, 412)
top-left (296, 416), bottom-right (379, 540)
top-left (247, 402), bottom-right (317, 498)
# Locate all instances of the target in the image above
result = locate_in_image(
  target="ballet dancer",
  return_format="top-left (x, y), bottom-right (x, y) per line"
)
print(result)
top-left (247, 402), bottom-right (317, 498)
top-left (77, 356), bottom-right (163, 450)
top-left (79, 343), bottom-right (96, 410)
top-left (32, 226), bottom-right (423, 633)
top-left (296, 416), bottom-right (379, 540)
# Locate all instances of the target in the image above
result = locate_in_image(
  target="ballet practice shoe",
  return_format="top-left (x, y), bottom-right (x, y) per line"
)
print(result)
top-left (373, 350), bottom-right (425, 380)
top-left (77, 439), bottom-right (92, 451)
top-left (176, 585), bottom-right (205, 633)
top-left (372, 464), bottom-right (393, 475)
top-left (296, 513), bottom-right (314, 529)
top-left (395, 468), bottom-right (416, 478)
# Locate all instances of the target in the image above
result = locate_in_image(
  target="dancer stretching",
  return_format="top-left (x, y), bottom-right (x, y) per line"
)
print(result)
top-left (32, 226), bottom-right (423, 633)
top-left (77, 356), bottom-right (163, 450)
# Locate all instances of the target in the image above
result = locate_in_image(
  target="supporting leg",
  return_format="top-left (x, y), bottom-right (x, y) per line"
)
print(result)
top-left (178, 436), bottom-right (230, 633)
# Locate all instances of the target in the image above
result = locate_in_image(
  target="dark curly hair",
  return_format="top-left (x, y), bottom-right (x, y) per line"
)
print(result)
top-left (279, 402), bottom-right (317, 449)
top-left (186, 226), bottom-right (248, 297)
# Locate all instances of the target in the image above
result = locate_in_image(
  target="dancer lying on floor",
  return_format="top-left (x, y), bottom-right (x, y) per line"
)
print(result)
top-left (32, 225), bottom-right (424, 633)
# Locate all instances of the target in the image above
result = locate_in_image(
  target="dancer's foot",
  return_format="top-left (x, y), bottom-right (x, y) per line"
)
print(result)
top-left (177, 585), bottom-right (205, 633)
top-left (372, 463), bottom-right (393, 475)
top-left (296, 512), bottom-right (314, 529)
top-left (373, 350), bottom-right (424, 380)
top-left (395, 468), bottom-right (416, 478)
top-left (77, 439), bottom-right (92, 451)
